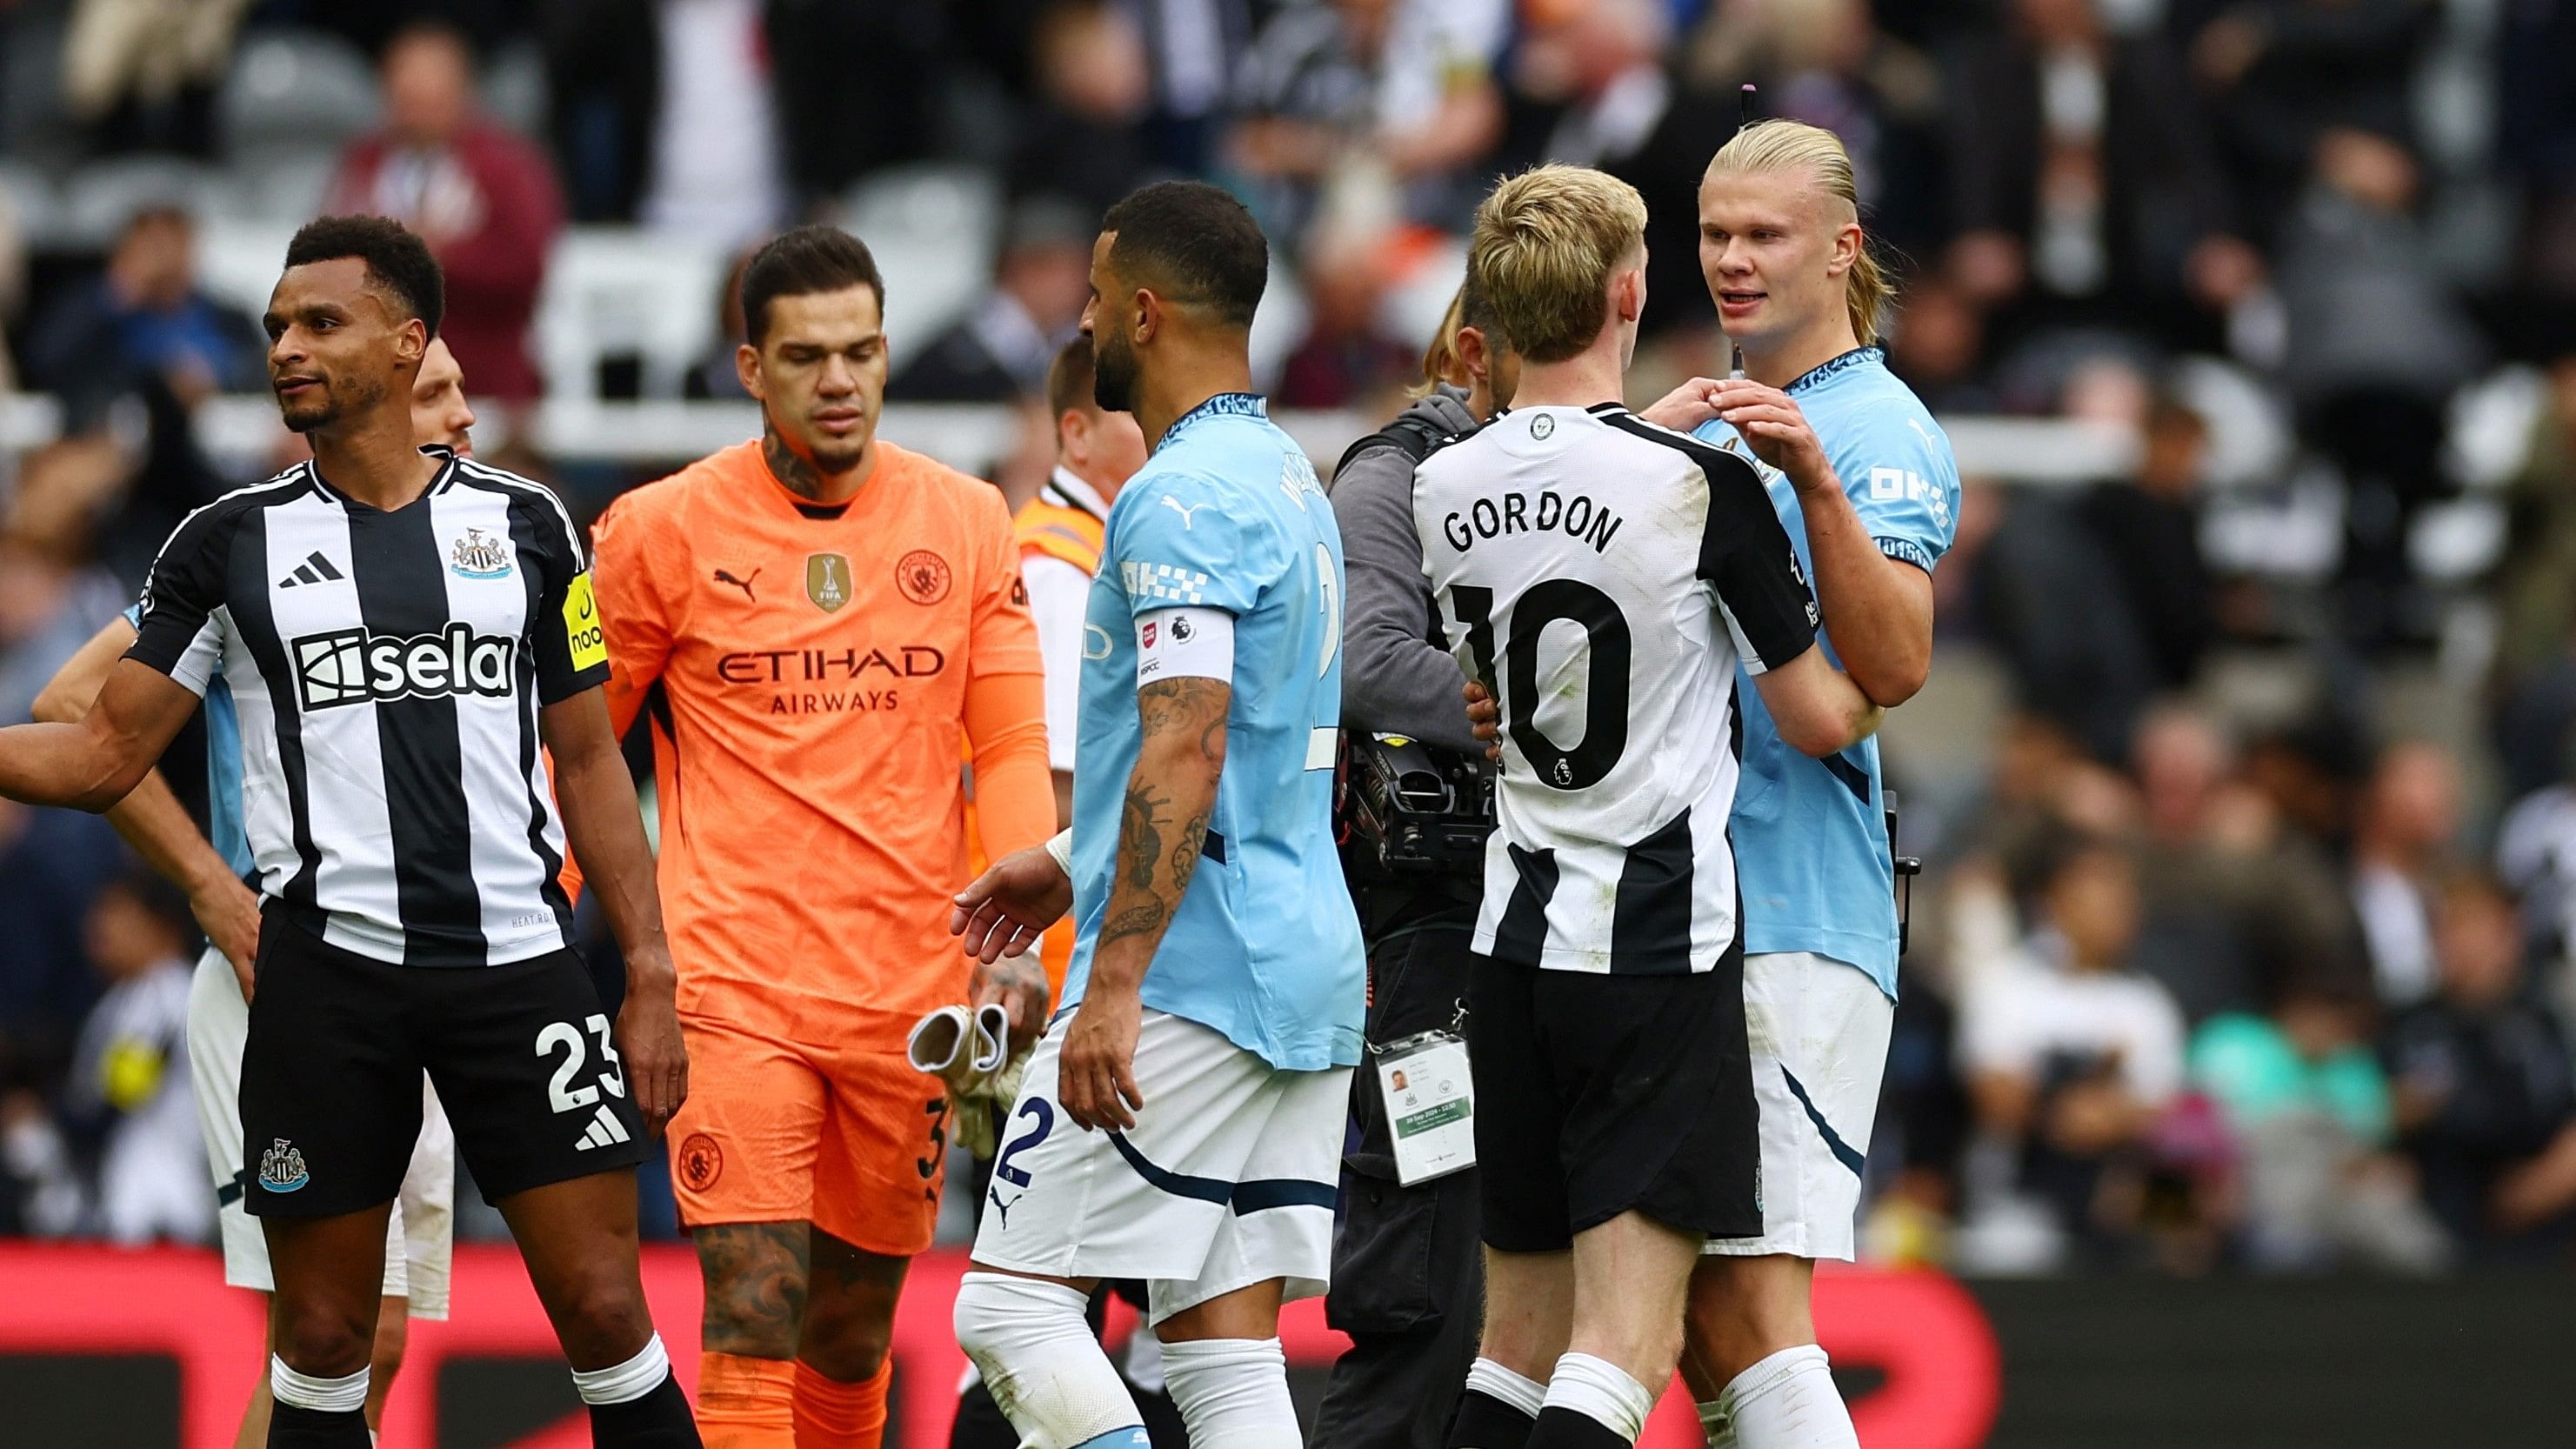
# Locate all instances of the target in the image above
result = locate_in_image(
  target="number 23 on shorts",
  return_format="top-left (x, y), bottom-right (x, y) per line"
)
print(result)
top-left (535, 1014), bottom-right (626, 1111)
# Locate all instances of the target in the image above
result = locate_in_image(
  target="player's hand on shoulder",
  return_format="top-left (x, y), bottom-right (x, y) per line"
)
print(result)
top-left (1059, 991), bottom-right (1144, 1132)
top-left (196, 876), bottom-right (262, 1002)
top-left (1463, 679), bottom-right (1501, 763)
top-left (951, 845), bottom-right (1075, 965)
top-left (1640, 377), bottom-right (1728, 433)
top-left (615, 943), bottom-right (690, 1136)
top-left (1710, 379), bottom-right (1834, 495)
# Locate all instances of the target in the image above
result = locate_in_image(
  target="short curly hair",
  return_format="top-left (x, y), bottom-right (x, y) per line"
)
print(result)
top-left (284, 215), bottom-right (444, 337)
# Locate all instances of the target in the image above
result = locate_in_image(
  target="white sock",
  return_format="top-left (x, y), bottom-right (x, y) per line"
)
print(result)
top-left (1717, 1346), bottom-right (1857, 1449)
top-left (1466, 1357), bottom-right (1549, 1416)
top-left (1544, 1353), bottom-right (1655, 1443)
top-left (270, 1356), bottom-right (370, 1414)
top-left (571, 1332), bottom-right (671, 1406)
top-left (1697, 1396), bottom-right (1736, 1448)
top-left (953, 1272), bottom-right (1148, 1449)
top-left (1158, 1337), bottom-right (1298, 1449)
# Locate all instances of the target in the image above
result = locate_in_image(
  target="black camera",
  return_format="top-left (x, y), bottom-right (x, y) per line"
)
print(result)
top-left (1887, 788), bottom-right (1922, 955)
top-left (1344, 732), bottom-right (1495, 875)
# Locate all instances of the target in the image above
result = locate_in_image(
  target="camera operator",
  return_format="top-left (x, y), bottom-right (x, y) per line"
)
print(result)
top-left (1311, 280), bottom-right (1518, 1449)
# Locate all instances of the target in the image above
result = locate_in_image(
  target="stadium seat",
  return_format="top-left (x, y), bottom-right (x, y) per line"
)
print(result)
top-left (479, 40), bottom-right (549, 141)
top-left (0, 161), bottom-right (63, 252)
top-left (224, 145), bottom-right (340, 226)
top-left (2443, 364), bottom-right (2548, 491)
top-left (839, 163), bottom-right (1001, 346)
top-left (1247, 256), bottom-right (1309, 395)
top-left (534, 227), bottom-right (728, 402)
top-left (58, 157), bottom-right (237, 249)
top-left (217, 30), bottom-right (381, 156)
top-left (0, 10), bottom-right (75, 177)
top-left (2166, 356), bottom-right (2294, 493)
top-left (194, 217), bottom-right (299, 320)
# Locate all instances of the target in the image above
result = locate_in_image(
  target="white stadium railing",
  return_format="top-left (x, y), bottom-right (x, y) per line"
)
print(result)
top-left (0, 395), bottom-right (2140, 485)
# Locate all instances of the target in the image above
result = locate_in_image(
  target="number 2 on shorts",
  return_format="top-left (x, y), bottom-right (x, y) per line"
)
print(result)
top-left (992, 1098), bottom-right (1056, 1187)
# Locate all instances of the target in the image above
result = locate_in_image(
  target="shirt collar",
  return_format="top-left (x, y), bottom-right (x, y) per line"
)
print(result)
top-left (1156, 391), bottom-right (1266, 453)
top-left (1044, 466), bottom-right (1111, 519)
top-left (1784, 345), bottom-right (1883, 397)
top-left (304, 451), bottom-right (459, 511)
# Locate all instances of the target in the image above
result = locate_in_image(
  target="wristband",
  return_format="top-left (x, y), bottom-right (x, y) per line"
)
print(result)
top-left (1043, 828), bottom-right (1073, 876)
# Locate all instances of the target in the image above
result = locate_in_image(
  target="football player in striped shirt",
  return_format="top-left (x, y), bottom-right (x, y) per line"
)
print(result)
top-left (1415, 166), bottom-right (1880, 1449)
top-left (28, 333), bottom-right (493, 1448)
top-left (0, 216), bottom-right (697, 1449)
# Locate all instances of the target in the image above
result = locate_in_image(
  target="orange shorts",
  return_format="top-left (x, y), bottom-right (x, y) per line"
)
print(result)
top-left (666, 1012), bottom-right (949, 1256)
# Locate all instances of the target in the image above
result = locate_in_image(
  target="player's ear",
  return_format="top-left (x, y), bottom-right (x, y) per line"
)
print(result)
top-left (395, 317), bottom-right (428, 369)
top-left (735, 341), bottom-right (765, 403)
top-left (1827, 215), bottom-right (1861, 281)
top-left (1457, 326), bottom-right (1490, 389)
top-left (1132, 288), bottom-right (1160, 347)
top-left (1059, 407), bottom-right (1090, 464)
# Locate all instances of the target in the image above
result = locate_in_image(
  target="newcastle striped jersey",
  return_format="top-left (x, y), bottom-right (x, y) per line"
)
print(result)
top-left (1413, 403), bottom-right (1819, 974)
top-left (127, 450), bottom-right (610, 967)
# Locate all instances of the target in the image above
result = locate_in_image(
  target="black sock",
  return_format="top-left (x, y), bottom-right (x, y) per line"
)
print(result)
top-left (1524, 1406), bottom-right (1635, 1449)
top-left (585, 1370), bottom-right (704, 1447)
top-left (1448, 1388), bottom-right (1542, 1449)
top-left (266, 1401), bottom-right (370, 1447)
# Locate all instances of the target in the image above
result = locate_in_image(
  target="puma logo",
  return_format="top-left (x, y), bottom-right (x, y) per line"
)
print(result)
top-left (987, 1185), bottom-right (1024, 1228)
top-left (1158, 495), bottom-right (1206, 530)
top-left (713, 567), bottom-right (760, 600)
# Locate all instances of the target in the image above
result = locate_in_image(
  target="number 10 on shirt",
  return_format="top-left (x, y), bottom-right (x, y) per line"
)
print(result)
top-left (1446, 583), bottom-right (1634, 790)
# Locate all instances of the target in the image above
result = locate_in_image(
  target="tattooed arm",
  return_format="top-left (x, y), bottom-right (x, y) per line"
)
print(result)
top-left (1055, 675), bottom-right (1231, 1131)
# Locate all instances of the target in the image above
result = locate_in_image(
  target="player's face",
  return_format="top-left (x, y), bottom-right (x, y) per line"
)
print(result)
top-left (1068, 402), bottom-right (1149, 489)
top-left (743, 285), bottom-right (888, 474)
top-left (1698, 167), bottom-right (1855, 348)
top-left (410, 338), bottom-right (475, 456)
top-left (1082, 232), bottom-right (1141, 415)
top-left (264, 257), bottom-right (419, 434)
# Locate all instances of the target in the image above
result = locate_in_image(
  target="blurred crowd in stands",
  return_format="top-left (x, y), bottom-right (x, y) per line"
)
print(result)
top-left (5, 0), bottom-right (2576, 1274)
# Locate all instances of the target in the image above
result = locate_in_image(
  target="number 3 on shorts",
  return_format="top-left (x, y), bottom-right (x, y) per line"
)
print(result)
top-left (536, 1015), bottom-right (628, 1113)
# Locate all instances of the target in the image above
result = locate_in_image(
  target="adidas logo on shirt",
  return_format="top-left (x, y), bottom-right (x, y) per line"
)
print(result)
top-left (277, 551), bottom-right (345, 588)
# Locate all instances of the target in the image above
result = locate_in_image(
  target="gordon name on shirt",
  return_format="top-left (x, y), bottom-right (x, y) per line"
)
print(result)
top-left (1438, 490), bottom-right (1625, 556)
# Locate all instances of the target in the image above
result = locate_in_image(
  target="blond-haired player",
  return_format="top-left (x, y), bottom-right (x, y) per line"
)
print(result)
top-left (1415, 164), bottom-right (1879, 1449)
top-left (1641, 119), bottom-right (1961, 1449)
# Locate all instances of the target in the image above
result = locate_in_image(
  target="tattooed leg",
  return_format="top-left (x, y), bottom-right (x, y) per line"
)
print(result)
top-left (697, 1220), bottom-right (811, 1359)
top-left (798, 1232), bottom-right (911, 1380)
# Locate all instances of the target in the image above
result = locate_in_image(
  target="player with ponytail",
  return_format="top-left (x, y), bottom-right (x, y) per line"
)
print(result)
top-left (1639, 118), bottom-right (1964, 1449)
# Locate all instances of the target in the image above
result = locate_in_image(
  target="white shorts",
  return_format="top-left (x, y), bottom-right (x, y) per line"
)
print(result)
top-left (1701, 952), bottom-right (1893, 1263)
top-left (970, 1007), bottom-right (1350, 1325)
top-left (188, 945), bottom-right (456, 1317)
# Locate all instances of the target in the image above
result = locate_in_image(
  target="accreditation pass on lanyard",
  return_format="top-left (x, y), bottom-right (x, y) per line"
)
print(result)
top-left (1375, 1030), bottom-right (1475, 1185)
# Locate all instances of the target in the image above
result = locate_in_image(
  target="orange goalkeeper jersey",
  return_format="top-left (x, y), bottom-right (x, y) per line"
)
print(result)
top-left (591, 439), bottom-right (1048, 1048)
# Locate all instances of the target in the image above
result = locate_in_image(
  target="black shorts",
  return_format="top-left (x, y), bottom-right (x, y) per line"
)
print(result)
top-left (241, 910), bottom-right (648, 1218)
top-left (1466, 952), bottom-right (1759, 1252)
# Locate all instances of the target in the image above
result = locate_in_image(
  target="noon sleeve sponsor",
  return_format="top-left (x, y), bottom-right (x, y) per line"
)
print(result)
top-left (563, 572), bottom-right (608, 672)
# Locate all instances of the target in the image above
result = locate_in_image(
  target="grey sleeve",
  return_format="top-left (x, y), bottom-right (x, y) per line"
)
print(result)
top-left (1330, 444), bottom-right (1480, 753)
